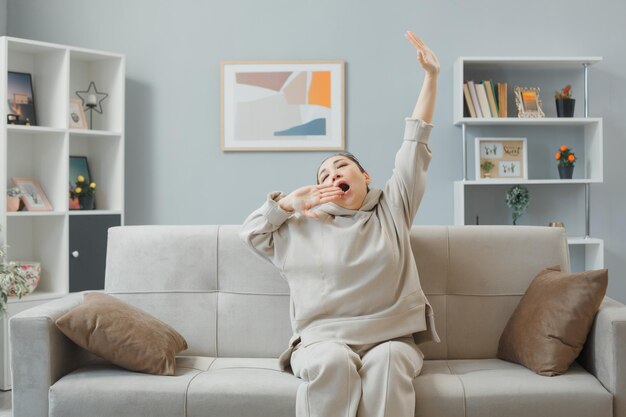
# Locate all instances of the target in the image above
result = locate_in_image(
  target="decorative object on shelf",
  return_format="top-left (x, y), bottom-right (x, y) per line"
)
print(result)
top-left (6, 186), bottom-right (23, 212)
top-left (555, 84), bottom-right (575, 117)
top-left (549, 221), bottom-right (565, 228)
top-left (505, 185), bottom-right (530, 225)
top-left (70, 175), bottom-right (96, 210)
top-left (513, 86), bottom-right (545, 118)
top-left (221, 60), bottom-right (345, 151)
top-left (0, 233), bottom-right (35, 313)
top-left (69, 156), bottom-right (94, 210)
top-left (480, 161), bottom-right (495, 178)
top-left (6, 71), bottom-right (37, 126)
top-left (6, 262), bottom-right (40, 297)
top-left (475, 137), bottom-right (528, 180)
top-left (76, 81), bottom-right (108, 130)
top-left (11, 177), bottom-right (53, 211)
top-left (555, 145), bottom-right (576, 179)
top-left (69, 98), bottom-right (88, 129)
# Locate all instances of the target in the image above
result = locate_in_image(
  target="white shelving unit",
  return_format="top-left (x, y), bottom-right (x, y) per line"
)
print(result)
top-left (453, 56), bottom-right (603, 272)
top-left (0, 37), bottom-right (125, 389)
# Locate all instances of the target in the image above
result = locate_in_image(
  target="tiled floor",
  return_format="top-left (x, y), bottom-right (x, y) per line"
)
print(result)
top-left (0, 390), bottom-right (11, 417)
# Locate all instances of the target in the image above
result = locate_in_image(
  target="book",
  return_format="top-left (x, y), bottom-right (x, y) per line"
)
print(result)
top-left (467, 81), bottom-right (483, 118)
top-left (484, 80), bottom-right (499, 118)
top-left (475, 82), bottom-right (492, 118)
top-left (463, 82), bottom-right (477, 118)
top-left (498, 82), bottom-right (508, 117)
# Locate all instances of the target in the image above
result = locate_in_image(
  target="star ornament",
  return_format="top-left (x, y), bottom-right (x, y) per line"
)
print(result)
top-left (76, 81), bottom-right (109, 114)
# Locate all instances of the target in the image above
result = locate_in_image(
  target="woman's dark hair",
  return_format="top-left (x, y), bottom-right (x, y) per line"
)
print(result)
top-left (316, 152), bottom-right (369, 191)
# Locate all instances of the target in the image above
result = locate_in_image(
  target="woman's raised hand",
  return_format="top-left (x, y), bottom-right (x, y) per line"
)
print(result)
top-left (279, 184), bottom-right (344, 219)
top-left (404, 31), bottom-right (440, 76)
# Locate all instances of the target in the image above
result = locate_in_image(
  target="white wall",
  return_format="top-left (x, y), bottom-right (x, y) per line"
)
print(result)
top-left (0, 0), bottom-right (7, 35)
top-left (6, 0), bottom-right (626, 303)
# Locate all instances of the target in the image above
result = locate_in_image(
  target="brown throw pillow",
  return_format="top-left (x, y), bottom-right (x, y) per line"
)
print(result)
top-left (56, 292), bottom-right (188, 376)
top-left (497, 265), bottom-right (608, 376)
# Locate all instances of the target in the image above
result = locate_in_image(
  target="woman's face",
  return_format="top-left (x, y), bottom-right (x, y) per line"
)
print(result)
top-left (317, 156), bottom-right (371, 210)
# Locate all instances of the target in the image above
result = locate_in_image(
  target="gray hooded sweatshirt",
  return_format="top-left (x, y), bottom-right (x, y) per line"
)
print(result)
top-left (240, 118), bottom-right (441, 370)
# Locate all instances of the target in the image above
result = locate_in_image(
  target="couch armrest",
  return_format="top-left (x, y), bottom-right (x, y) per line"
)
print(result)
top-left (578, 296), bottom-right (626, 417)
top-left (9, 293), bottom-right (85, 417)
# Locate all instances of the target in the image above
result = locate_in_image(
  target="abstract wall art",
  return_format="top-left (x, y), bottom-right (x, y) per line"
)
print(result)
top-left (221, 61), bottom-right (344, 151)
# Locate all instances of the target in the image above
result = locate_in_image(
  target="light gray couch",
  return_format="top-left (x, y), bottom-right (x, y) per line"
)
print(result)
top-left (9, 225), bottom-right (626, 417)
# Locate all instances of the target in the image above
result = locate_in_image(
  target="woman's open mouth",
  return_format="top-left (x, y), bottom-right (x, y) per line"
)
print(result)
top-left (339, 183), bottom-right (350, 192)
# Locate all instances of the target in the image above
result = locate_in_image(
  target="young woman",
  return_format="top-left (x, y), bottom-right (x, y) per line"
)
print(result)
top-left (240, 31), bottom-right (440, 417)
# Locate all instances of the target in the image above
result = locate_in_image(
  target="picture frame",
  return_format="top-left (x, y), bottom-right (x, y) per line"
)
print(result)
top-left (221, 60), bottom-right (345, 151)
top-left (475, 138), bottom-right (528, 181)
top-left (513, 86), bottom-right (545, 118)
top-left (69, 156), bottom-right (93, 210)
top-left (7, 71), bottom-right (37, 126)
top-left (69, 98), bottom-right (88, 129)
top-left (11, 178), bottom-right (52, 211)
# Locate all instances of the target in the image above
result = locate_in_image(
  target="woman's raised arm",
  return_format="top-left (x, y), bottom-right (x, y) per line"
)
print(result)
top-left (405, 31), bottom-right (439, 123)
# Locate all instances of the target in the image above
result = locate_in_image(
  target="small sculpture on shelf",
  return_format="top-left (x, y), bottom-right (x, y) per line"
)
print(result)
top-left (555, 84), bottom-right (575, 117)
top-left (505, 185), bottom-right (530, 225)
top-left (76, 81), bottom-right (108, 130)
top-left (69, 175), bottom-right (97, 210)
top-left (6, 186), bottom-right (23, 212)
top-left (555, 145), bottom-right (576, 179)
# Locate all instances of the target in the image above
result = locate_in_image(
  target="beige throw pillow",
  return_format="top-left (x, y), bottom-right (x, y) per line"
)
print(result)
top-left (497, 265), bottom-right (608, 376)
top-left (56, 292), bottom-right (188, 376)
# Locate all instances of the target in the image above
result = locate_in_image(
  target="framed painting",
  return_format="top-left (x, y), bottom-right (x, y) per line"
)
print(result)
top-left (475, 138), bottom-right (528, 181)
top-left (7, 71), bottom-right (37, 125)
top-left (221, 60), bottom-right (345, 151)
top-left (11, 177), bottom-right (52, 211)
top-left (514, 86), bottom-right (545, 118)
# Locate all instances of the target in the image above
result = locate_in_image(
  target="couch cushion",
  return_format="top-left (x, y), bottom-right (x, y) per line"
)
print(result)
top-left (497, 266), bottom-right (608, 376)
top-left (186, 357), bottom-right (300, 417)
top-left (444, 359), bottom-right (612, 417)
top-left (49, 364), bottom-right (202, 417)
top-left (55, 292), bottom-right (188, 375)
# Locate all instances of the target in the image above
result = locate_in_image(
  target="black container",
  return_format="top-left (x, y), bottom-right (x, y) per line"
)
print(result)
top-left (558, 165), bottom-right (574, 179)
top-left (556, 99), bottom-right (575, 117)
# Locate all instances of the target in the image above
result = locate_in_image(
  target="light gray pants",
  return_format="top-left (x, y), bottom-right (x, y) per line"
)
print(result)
top-left (290, 335), bottom-right (424, 417)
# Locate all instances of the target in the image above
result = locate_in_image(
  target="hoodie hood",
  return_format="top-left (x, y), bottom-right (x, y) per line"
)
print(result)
top-left (315, 188), bottom-right (383, 216)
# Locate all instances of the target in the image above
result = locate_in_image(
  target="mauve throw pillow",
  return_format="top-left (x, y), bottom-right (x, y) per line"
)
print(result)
top-left (497, 265), bottom-right (608, 376)
top-left (56, 292), bottom-right (188, 376)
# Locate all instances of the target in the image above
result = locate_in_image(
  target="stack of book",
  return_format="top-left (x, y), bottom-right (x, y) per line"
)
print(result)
top-left (463, 80), bottom-right (508, 118)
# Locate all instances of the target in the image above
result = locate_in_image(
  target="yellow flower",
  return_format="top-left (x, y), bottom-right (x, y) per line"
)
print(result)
top-left (89, 182), bottom-right (96, 189)
top-left (77, 175), bottom-right (85, 182)
top-left (74, 187), bottom-right (82, 194)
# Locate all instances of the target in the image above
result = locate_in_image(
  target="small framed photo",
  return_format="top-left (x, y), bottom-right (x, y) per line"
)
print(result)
top-left (11, 178), bottom-right (53, 211)
top-left (221, 60), bottom-right (345, 151)
top-left (7, 71), bottom-right (37, 126)
top-left (69, 98), bottom-right (88, 129)
top-left (475, 138), bottom-right (528, 180)
top-left (514, 86), bottom-right (545, 118)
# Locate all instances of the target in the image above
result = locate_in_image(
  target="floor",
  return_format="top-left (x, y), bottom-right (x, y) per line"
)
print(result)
top-left (0, 390), bottom-right (10, 417)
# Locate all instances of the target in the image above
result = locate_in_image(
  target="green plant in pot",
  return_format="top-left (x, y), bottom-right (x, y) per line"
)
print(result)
top-left (555, 145), bottom-right (576, 179)
top-left (70, 175), bottom-right (96, 210)
top-left (505, 185), bottom-right (530, 225)
top-left (555, 84), bottom-right (575, 117)
top-left (480, 160), bottom-right (495, 178)
top-left (0, 232), bottom-right (29, 314)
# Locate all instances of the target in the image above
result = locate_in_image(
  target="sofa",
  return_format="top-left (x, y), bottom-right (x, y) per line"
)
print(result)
top-left (9, 225), bottom-right (626, 417)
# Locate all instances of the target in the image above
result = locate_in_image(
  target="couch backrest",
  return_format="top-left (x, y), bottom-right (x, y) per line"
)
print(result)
top-left (104, 225), bottom-right (569, 360)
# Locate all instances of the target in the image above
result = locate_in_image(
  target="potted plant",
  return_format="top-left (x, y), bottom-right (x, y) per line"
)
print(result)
top-left (70, 175), bottom-right (96, 210)
top-left (6, 186), bottom-right (22, 212)
top-left (505, 185), bottom-right (530, 225)
top-left (0, 235), bottom-right (30, 314)
top-left (555, 145), bottom-right (576, 179)
top-left (555, 84), bottom-right (575, 117)
top-left (480, 160), bottom-right (495, 178)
